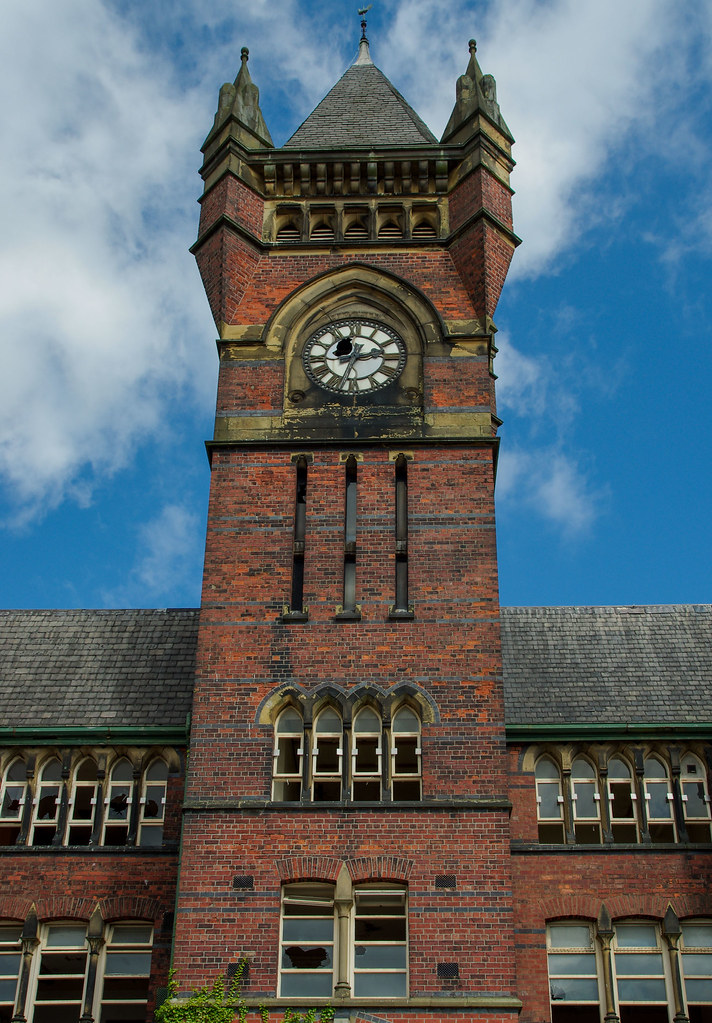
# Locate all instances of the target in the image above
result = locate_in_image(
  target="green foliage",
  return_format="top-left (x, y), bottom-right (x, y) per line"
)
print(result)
top-left (156, 965), bottom-right (334, 1023)
top-left (155, 966), bottom-right (244, 1023)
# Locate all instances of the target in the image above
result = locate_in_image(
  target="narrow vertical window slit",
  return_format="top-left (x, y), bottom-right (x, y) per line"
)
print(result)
top-left (290, 456), bottom-right (308, 616)
top-left (391, 454), bottom-right (412, 617)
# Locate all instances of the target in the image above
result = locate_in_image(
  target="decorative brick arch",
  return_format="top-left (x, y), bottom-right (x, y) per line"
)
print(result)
top-left (540, 890), bottom-right (712, 925)
top-left (0, 895), bottom-right (32, 922)
top-left (275, 855), bottom-right (342, 883)
top-left (347, 856), bottom-right (414, 884)
top-left (34, 896), bottom-right (95, 922)
top-left (99, 896), bottom-right (163, 923)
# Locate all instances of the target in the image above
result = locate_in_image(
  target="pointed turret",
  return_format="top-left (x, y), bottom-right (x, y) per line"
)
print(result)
top-left (207, 47), bottom-right (273, 150)
top-left (442, 39), bottom-right (511, 144)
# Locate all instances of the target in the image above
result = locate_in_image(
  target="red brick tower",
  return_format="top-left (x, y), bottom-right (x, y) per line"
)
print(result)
top-left (175, 28), bottom-right (520, 1021)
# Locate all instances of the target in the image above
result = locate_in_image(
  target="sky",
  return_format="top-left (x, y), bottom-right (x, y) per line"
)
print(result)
top-left (1, 0), bottom-right (711, 610)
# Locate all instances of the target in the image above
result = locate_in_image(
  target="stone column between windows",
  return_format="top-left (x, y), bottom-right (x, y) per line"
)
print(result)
top-left (11, 906), bottom-right (38, 1023)
top-left (333, 864), bottom-right (353, 1000)
top-left (79, 906), bottom-right (105, 1023)
top-left (663, 905), bottom-right (690, 1023)
top-left (596, 906), bottom-right (620, 1023)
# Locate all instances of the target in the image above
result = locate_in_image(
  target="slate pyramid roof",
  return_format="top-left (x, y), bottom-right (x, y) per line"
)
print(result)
top-left (284, 39), bottom-right (436, 150)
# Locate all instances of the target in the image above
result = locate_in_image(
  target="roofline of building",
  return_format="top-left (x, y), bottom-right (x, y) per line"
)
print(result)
top-left (0, 725), bottom-right (190, 746)
top-left (506, 722), bottom-right (712, 741)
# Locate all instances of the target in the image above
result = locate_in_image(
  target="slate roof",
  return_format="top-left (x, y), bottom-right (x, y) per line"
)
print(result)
top-left (0, 606), bottom-right (709, 733)
top-left (501, 605), bottom-right (712, 726)
top-left (0, 609), bottom-right (197, 731)
top-left (284, 57), bottom-right (437, 149)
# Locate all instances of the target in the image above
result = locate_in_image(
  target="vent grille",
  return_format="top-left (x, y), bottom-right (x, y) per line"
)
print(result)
top-left (435, 874), bottom-right (456, 888)
top-left (413, 221), bottom-right (437, 238)
top-left (437, 962), bottom-right (460, 979)
top-left (232, 875), bottom-right (254, 890)
top-left (378, 222), bottom-right (402, 238)
top-left (345, 223), bottom-right (368, 239)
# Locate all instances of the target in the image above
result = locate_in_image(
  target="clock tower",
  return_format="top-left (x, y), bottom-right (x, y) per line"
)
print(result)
top-left (174, 26), bottom-right (521, 1022)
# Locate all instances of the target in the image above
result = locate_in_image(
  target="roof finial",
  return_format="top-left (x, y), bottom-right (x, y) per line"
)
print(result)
top-left (358, 4), bottom-right (373, 40)
top-left (241, 46), bottom-right (249, 65)
top-left (355, 4), bottom-right (374, 65)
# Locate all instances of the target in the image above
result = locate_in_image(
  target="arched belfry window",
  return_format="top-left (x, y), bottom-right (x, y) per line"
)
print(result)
top-left (102, 758), bottom-right (133, 846)
top-left (681, 753), bottom-right (711, 842)
top-left (31, 758), bottom-right (63, 846)
top-left (138, 759), bottom-right (168, 847)
top-left (352, 707), bottom-right (382, 801)
top-left (0, 758), bottom-right (27, 846)
top-left (607, 756), bottom-right (639, 843)
top-left (273, 707), bottom-right (304, 802)
top-left (535, 757), bottom-right (564, 843)
top-left (570, 757), bottom-right (602, 844)
top-left (312, 708), bottom-right (343, 801)
top-left (391, 706), bottom-right (421, 801)
top-left (643, 756), bottom-right (676, 843)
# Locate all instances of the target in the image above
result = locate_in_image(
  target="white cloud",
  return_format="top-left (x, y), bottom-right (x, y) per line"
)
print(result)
top-left (0, 1), bottom-right (214, 522)
top-left (497, 446), bottom-right (601, 534)
top-left (103, 503), bottom-right (202, 606)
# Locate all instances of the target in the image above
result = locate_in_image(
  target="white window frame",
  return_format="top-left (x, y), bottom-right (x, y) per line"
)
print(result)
top-left (137, 759), bottom-right (168, 847)
top-left (278, 882), bottom-right (408, 999)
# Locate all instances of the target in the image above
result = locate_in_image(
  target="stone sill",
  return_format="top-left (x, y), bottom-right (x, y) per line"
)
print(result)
top-left (183, 798), bottom-right (512, 813)
top-left (237, 995), bottom-right (522, 1010)
top-left (512, 841), bottom-right (712, 854)
top-left (0, 844), bottom-right (178, 855)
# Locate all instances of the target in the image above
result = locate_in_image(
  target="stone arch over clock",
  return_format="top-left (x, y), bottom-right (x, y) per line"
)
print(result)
top-left (265, 263), bottom-right (443, 433)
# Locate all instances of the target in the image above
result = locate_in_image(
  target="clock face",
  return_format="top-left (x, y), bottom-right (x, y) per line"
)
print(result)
top-left (302, 319), bottom-right (407, 394)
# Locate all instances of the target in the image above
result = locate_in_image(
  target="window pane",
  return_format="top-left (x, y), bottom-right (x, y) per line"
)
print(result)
top-left (110, 925), bottom-right (153, 945)
top-left (45, 926), bottom-right (86, 948)
top-left (0, 954), bottom-right (20, 975)
top-left (0, 927), bottom-right (21, 944)
top-left (281, 947), bottom-right (332, 970)
top-left (538, 783), bottom-right (563, 819)
top-left (552, 1008), bottom-right (600, 1022)
top-left (101, 976), bottom-right (151, 998)
top-left (684, 925), bottom-right (712, 948)
top-left (392, 708), bottom-right (418, 732)
top-left (355, 708), bottom-right (380, 731)
top-left (610, 782), bottom-right (634, 818)
top-left (550, 925), bottom-right (592, 949)
top-left (616, 924), bottom-right (658, 948)
top-left (353, 972), bottom-right (406, 997)
top-left (355, 918), bottom-right (406, 942)
top-left (36, 976), bottom-right (85, 998)
top-left (0, 979), bottom-right (17, 1000)
top-left (282, 919), bottom-right (333, 942)
top-left (39, 951), bottom-right (87, 975)
top-left (280, 973), bottom-right (333, 997)
top-left (687, 978), bottom-right (712, 1001)
top-left (617, 977), bottom-right (667, 1001)
top-left (550, 977), bottom-right (599, 1001)
top-left (684, 954), bottom-right (712, 976)
top-left (572, 760), bottom-right (595, 779)
top-left (617, 952), bottom-right (663, 975)
top-left (549, 953), bottom-right (597, 976)
top-left (33, 1008), bottom-right (82, 1023)
top-left (277, 709), bottom-right (302, 734)
top-left (145, 761), bottom-right (168, 782)
top-left (315, 710), bottom-right (340, 732)
top-left (573, 783), bottom-right (598, 818)
top-left (104, 952), bottom-right (151, 975)
top-left (353, 945), bottom-right (406, 969)
top-left (684, 782), bottom-right (710, 818)
top-left (276, 737), bottom-right (300, 775)
top-left (99, 1006), bottom-right (147, 1022)
top-left (647, 782), bottom-right (672, 819)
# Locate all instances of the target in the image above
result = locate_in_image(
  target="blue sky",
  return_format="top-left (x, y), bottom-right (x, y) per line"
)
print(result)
top-left (1, 0), bottom-right (711, 610)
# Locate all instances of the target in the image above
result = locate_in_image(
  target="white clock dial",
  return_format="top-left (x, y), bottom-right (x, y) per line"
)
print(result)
top-left (302, 319), bottom-right (407, 394)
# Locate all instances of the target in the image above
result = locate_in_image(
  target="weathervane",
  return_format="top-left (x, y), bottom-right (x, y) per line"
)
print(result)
top-left (358, 4), bottom-right (372, 40)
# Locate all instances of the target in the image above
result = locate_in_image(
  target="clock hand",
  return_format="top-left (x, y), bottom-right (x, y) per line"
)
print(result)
top-left (340, 342), bottom-right (363, 388)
